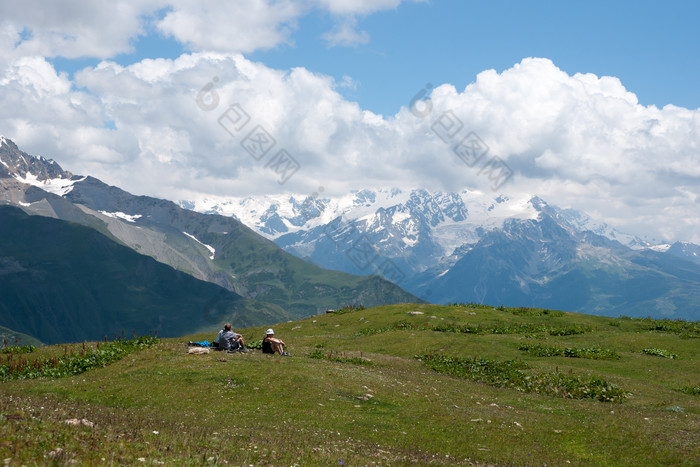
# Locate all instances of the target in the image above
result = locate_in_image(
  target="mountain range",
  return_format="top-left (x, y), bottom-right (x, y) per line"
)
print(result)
top-left (0, 137), bottom-right (418, 344)
top-left (2, 133), bottom-right (698, 343)
top-left (180, 187), bottom-right (700, 320)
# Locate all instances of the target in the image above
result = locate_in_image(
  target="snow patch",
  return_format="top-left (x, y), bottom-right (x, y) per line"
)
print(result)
top-left (12, 170), bottom-right (86, 196)
top-left (99, 211), bottom-right (143, 223)
top-left (183, 232), bottom-right (216, 260)
top-left (391, 210), bottom-right (411, 224)
top-left (647, 244), bottom-right (671, 252)
top-left (402, 236), bottom-right (418, 247)
top-left (18, 201), bottom-right (31, 207)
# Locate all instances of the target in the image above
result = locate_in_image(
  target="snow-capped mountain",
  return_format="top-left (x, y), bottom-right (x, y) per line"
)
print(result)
top-left (179, 188), bottom-right (648, 277)
top-left (179, 188), bottom-right (700, 320)
top-left (0, 136), bottom-right (85, 196)
top-left (667, 241), bottom-right (700, 265)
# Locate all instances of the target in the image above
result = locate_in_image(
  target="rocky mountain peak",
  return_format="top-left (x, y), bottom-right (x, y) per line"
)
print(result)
top-left (0, 136), bottom-right (73, 182)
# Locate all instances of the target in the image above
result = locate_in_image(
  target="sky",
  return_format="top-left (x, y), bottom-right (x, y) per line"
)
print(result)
top-left (0, 0), bottom-right (699, 243)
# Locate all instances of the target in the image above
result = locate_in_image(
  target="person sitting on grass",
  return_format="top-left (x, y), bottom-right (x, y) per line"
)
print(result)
top-left (262, 328), bottom-right (290, 356)
top-left (216, 323), bottom-right (248, 353)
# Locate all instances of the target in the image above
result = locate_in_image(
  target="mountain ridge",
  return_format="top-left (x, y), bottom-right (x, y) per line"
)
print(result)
top-left (0, 204), bottom-right (288, 344)
top-left (0, 137), bottom-right (421, 343)
top-left (179, 187), bottom-right (700, 320)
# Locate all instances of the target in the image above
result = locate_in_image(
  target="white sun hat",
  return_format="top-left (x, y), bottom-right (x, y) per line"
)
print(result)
top-left (266, 328), bottom-right (274, 335)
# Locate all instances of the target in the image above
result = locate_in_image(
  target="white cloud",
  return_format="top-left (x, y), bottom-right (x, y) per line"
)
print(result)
top-left (321, 16), bottom-right (370, 47)
top-left (0, 0), bottom-right (424, 61)
top-left (156, 0), bottom-right (302, 54)
top-left (0, 2), bottom-right (697, 244)
top-left (314, 0), bottom-right (422, 15)
top-left (0, 0), bottom-right (163, 59)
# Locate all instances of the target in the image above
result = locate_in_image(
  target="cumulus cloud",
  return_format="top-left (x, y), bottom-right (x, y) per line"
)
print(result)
top-left (0, 0), bottom-right (162, 59)
top-left (0, 2), bottom-right (697, 243)
top-left (0, 0), bottom-right (423, 61)
top-left (2, 53), bottom-right (698, 243)
top-left (156, 0), bottom-right (302, 54)
top-left (422, 58), bottom-right (699, 243)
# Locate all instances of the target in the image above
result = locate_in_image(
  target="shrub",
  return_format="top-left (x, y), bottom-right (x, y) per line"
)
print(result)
top-left (642, 319), bottom-right (699, 338)
top-left (432, 322), bottom-right (591, 336)
top-left (508, 307), bottom-right (565, 317)
top-left (355, 320), bottom-right (593, 338)
top-left (677, 386), bottom-right (700, 396)
top-left (329, 304), bottom-right (366, 315)
top-left (0, 336), bottom-right (158, 382)
top-left (417, 354), bottom-right (629, 402)
top-left (246, 339), bottom-right (263, 350)
top-left (641, 348), bottom-right (679, 359)
top-left (519, 343), bottom-right (620, 360)
top-left (307, 349), bottom-right (326, 359)
top-left (448, 302), bottom-right (491, 309)
top-left (1, 345), bottom-right (36, 354)
top-left (355, 320), bottom-right (418, 336)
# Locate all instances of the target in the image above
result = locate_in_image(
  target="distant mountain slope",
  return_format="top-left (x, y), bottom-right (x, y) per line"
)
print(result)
top-left (0, 137), bottom-right (420, 321)
top-left (0, 324), bottom-right (43, 347)
top-left (0, 205), bottom-right (289, 344)
top-left (667, 241), bottom-right (700, 266)
top-left (181, 189), bottom-right (700, 320)
top-left (408, 214), bottom-right (700, 320)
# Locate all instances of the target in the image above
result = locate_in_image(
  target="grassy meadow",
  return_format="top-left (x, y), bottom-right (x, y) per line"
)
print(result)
top-left (1, 303), bottom-right (698, 465)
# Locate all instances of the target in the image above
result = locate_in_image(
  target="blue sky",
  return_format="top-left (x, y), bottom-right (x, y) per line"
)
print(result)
top-left (1, 0), bottom-right (699, 242)
top-left (48, 0), bottom-right (700, 115)
top-left (253, 0), bottom-right (700, 115)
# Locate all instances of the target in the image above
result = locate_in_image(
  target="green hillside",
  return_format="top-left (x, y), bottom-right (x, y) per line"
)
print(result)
top-left (208, 226), bottom-right (419, 314)
top-left (60, 175), bottom-right (422, 315)
top-left (0, 205), bottom-right (289, 344)
top-left (1, 303), bottom-right (697, 465)
top-left (0, 325), bottom-right (42, 347)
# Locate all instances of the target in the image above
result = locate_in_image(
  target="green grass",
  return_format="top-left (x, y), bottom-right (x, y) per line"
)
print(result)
top-left (1, 304), bottom-right (698, 465)
top-left (308, 349), bottom-right (374, 366)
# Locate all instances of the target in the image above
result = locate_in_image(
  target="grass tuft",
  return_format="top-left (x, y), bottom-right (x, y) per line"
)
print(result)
top-left (642, 319), bottom-right (699, 338)
top-left (641, 347), bottom-right (679, 359)
top-left (0, 336), bottom-right (157, 381)
top-left (418, 354), bottom-right (630, 402)
top-left (308, 349), bottom-right (373, 366)
top-left (518, 343), bottom-right (621, 360)
top-left (432, 322), bottom-right (592, 336)
top-left (677, 386), bottom-right (700, 396)
top-left (1, 345), bottom-right (36, 354)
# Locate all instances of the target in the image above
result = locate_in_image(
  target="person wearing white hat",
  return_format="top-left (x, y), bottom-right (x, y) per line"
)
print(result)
top-left (262, 328), bottom-right (290, 356)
